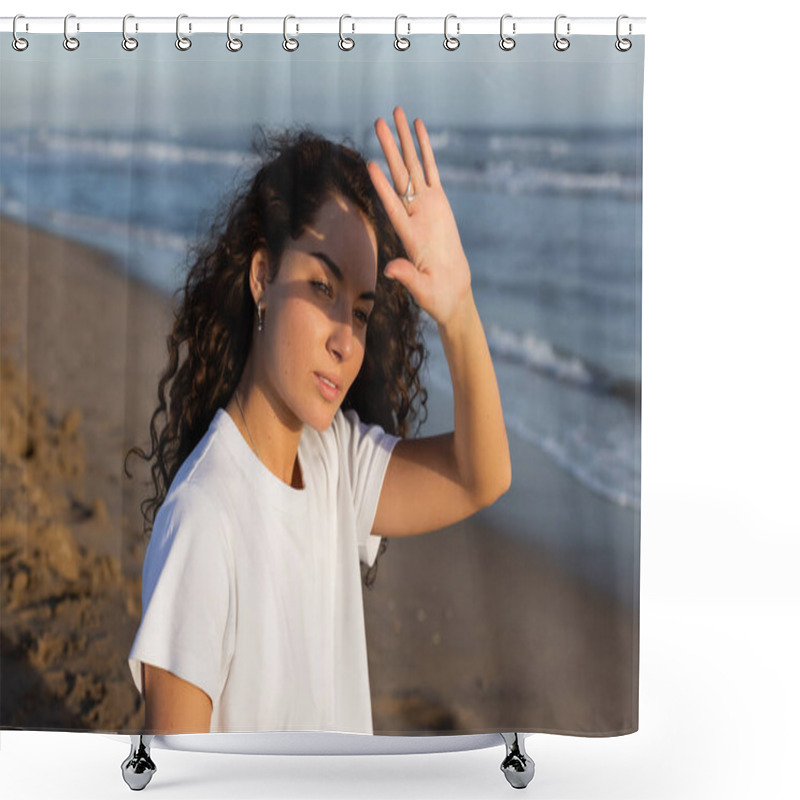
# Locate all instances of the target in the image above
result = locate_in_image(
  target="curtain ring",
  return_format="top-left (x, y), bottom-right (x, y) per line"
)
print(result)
top-left (176, 14), bottom-right (192, 50)
top-left (339, 15), bottom-right (355, 51)
top-left (394, 15), bottom-right (410, 51)
top-left (12, 15), bottom-right (29, 52)
top-left (553, 14), bottom-right (570, 51)
top-left (63, 13), bottom-right (80, 51)
top-left (499, 14), bottom-right (516, 51)
top-left (227, 15), bottom-right (243, 51)
top-left (122, 14), bottom-right (138, 51)
top-left (443, 14), bottom-right (460, 51)
top-left (615, 14), bottom-right (632, 52)
top-left (283, 15), bottom-right (299, 51)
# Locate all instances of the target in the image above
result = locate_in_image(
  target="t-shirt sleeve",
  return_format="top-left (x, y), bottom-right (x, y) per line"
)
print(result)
top-left (337, 409), bottom-right (401, 568)
top-left (128, 486), bottom-right (235, 711)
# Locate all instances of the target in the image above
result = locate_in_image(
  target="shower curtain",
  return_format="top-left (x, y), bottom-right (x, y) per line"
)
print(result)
top-left (0, 24), bottom-right (643, 737)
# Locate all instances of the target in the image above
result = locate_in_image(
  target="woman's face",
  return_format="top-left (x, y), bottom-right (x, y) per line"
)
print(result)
top-left (251, 194), bottom-right (379, 432)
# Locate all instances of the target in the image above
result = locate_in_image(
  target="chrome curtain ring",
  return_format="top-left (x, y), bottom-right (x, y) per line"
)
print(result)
top-left (339, 14), bottom-right (355, 50)
top-left (227, 15), bottom-right (243, 51)
top-left (176, 14), bottom-right (192, 51)
top-left (553, 14), bottom-right (570, 51)
top-left (394, 15), bottom-right (410, 51)
top-left (12, 14), bottom-right (29, 51)
top-left (283, 15), bottom-right (299, 51)
top-left (499, 14), bottom-right (516, 51)
top-left (63, 13), bottom-right (80, 51)
top-left (444, 14), bottom-right (460, 51)
top-left (122, 14), bottom-right (138, 51)
top-left (615, 14), bottom-right (632, 52)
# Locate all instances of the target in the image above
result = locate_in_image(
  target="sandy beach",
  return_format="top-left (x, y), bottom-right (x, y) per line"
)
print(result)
top-left (1, 215), bottom-right (637, 736)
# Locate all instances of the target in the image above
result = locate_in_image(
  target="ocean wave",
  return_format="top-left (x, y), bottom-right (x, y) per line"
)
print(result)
top-left (487, 133), bottom-right (571, 158)
top-left (504, 410), bottom-right (640, 510)
top-left (5, 129), bottom-right (256, 171)
top-left (424, 357), bottom-right (639, 510)
top-left (44, 208), bottom-right (189, 254)
top-left (485, 323), bottom-right (640, 405)
top-left (438, 162), bottom-right (639, 199)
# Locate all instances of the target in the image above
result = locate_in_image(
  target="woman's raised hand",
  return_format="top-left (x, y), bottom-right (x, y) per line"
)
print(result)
top-left (367, 107), bottom-right (472, 327)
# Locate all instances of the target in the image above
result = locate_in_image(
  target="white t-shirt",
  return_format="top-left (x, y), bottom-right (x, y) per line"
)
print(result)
top-left (128, 406), bottom-right (400, 734)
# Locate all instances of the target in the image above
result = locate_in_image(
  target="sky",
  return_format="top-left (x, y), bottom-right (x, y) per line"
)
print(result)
top-left (0, 33), bottom-right (643, 134)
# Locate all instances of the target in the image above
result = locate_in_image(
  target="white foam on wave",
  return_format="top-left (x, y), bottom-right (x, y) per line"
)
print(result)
top-left (20, 129), bottom-right (256, 171)
top-left (424, 331), bottom-right (639, 510)
top-left (487, 133), bottom-right (570, 158)
top-left (504, 410), bottom-right (640, 509)
top-left (46, 208), bottom-right (188, 254)
top-left (485, 323), bottom-right (595, 387)
top-left (438, 162), bottom-right (638, 198)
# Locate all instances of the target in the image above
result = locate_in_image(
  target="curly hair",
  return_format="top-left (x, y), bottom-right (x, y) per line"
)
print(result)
top-left (125, 126), bottom-right (428, 588)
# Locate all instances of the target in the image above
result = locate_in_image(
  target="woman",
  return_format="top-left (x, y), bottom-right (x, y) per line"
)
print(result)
top-left (127, 107), bottom-right (511, 734)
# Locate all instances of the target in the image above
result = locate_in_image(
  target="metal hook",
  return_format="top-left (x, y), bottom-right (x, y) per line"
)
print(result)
top-left (63, 13), bottom-right (80, 51)
top-left (176, 13), bottom-right (192, 51)
top-left (227, 15), bottom-right (243, 52)
top-left (500, 14), bottom-right (516, 51)
top-left (283, 15), bottom-right (299, 52)
top-left (394, 14), bottom-right (410, 51)
top-left (339, 14), bottom-right (354, 51)
top-left (122, 14), bottom-right (138, 51)
top-left (553, 14), bottom-right (570, 51)
top-left (12, 14), bottom-right (29, 51)
top-left (615, 14), bottom-right (632, 52)
top-left (444, 14), bottom-right (460, 51)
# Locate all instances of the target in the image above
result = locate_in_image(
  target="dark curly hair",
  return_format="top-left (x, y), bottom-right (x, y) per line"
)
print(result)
top-left (125, 125), bottom-right (428, 588)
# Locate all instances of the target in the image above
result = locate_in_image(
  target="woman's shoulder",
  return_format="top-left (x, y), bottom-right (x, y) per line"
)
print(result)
top-left (156, 411), bottom-right (237, 524)
top-left (306, 408), bottom-right (371, 452)
top-left (303, 408), bottom-right (398, 473)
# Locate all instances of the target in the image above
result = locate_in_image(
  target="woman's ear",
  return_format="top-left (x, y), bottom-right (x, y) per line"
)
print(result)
top-left (249, 247), bottom-right (270, 302)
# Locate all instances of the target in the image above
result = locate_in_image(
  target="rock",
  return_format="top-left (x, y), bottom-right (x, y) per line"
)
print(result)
top-left (61, 408), bottom-right (82, 437)
top-left (41, 523), bottom-right (81, 582)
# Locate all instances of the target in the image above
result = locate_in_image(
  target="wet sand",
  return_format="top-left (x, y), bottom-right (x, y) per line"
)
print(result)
top-left (1, 215), bottom-right (637, 736)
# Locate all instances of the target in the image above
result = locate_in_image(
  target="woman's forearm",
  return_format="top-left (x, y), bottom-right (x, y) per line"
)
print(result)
top-left (439, 289), bottom-right (512, 506)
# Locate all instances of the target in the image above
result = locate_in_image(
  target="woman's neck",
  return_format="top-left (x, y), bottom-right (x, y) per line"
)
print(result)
top-left (225, 364), bottom-right (304, 489)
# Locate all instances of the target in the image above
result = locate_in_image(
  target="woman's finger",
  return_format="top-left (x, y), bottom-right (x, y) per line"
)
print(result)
top-left (366, 161), bottom-right (413, 243)
top-left (414, 118), bottom-right (440, 189)
top-left (392, 107), bottom-right (425, 188)
top-left (374, 117), bottom-right (410, 196)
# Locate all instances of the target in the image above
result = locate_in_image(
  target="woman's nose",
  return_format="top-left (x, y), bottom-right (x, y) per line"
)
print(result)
top-left (327, 318), bottom-right (354, 362)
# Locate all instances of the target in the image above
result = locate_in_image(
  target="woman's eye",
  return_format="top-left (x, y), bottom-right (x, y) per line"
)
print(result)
top-left (354, 310), bottom-right (370, 326)
top-left (311, 280), bottom-right (333, 298)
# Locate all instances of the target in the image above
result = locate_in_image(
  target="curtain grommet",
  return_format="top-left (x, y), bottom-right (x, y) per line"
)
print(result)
top-left (122, 14), bottom-right (138, 51)
top-left (63, 13), bottom-right (80, 51)
top-left (444, 14), bottom-right (460, 51)
top-left (227, 15), bottom-right (243, 52)
top-left (283, 15), bottom-right (299, 52)
top-left (615, 15), bottom-right (632, 51)
top-left (12, 14), bottom-right (29, 51)
top-left (394, 15), bottom-right (410, 51)
top-left (338, 15), bottom-right (355, 51)
top-left (499, 14), bottom-right (516, 51)
top-left (175, 14), bottom-right (192, 51)
top-left (553, 14), bottom-right (570, 51)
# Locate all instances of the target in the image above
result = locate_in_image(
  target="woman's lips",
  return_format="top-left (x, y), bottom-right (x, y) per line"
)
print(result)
top-left (315, 372), bottom-right (341, 402)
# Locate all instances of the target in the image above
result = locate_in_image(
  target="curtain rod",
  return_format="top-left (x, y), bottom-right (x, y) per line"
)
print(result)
top-left (0, 16), bottom-right (646, 36)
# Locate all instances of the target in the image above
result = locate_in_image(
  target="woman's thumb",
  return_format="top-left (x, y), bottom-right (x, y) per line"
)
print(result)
top-left (384, 258), bottom-right (421, 295)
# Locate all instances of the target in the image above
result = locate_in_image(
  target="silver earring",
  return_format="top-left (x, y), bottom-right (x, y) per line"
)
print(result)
top-left (257, 299), bottom-right (265, 332)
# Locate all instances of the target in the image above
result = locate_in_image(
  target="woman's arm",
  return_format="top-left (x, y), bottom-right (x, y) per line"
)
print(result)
top-left (143, 663), bottom-right (212, 734)
top-left (368, 107), bottom-right (511, 537)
